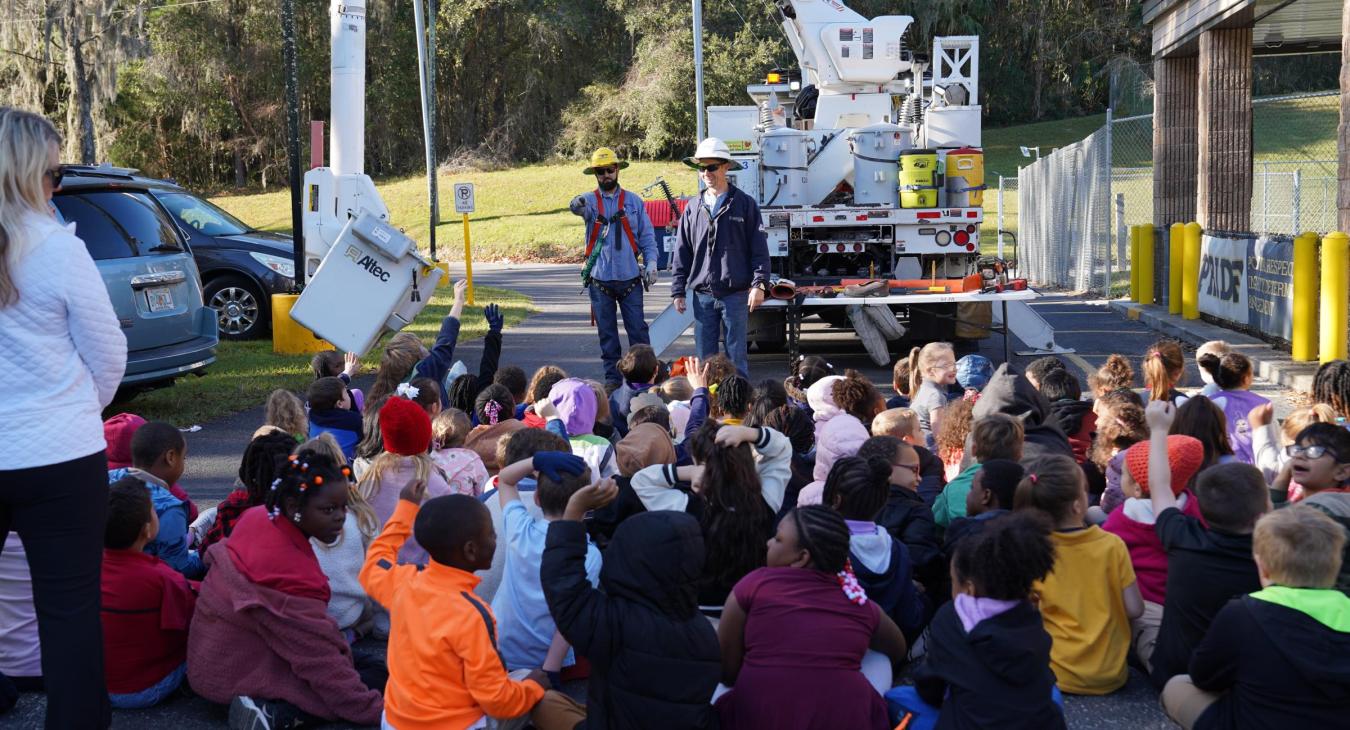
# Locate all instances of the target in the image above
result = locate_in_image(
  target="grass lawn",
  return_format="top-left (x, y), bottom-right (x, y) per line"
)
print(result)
top-left (103, 285), bottom-right (533, 426)
top-left (211, 161), bottom-right (699, 263)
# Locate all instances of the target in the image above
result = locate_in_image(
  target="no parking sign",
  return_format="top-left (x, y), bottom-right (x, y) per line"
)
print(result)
top-left (453, 182), bottom-right (475, 214)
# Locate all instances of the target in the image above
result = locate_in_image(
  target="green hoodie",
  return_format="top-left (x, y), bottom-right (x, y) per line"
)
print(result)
top-left (1250, 585), bottom-right (1350, 631)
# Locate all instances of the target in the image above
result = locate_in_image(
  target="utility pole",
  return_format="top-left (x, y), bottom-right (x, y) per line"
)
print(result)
top-left (693, 0), bottom-right (705, 142)
top-left (282, 0), bottom-right (303, 291)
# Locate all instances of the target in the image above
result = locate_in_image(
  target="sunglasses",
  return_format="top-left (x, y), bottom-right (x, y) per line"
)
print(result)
top-left (696, 163), bottom-right (724, 173)
top-left (1286, 444), bottom-right (1339, 460)
top-left (44, 167), bottom-right (63, 187)
top-left (593, 166), bottom-right (618, 176)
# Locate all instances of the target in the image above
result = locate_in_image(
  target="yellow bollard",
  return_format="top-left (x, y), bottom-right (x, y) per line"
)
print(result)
top-left (1320, 231), bottom-right (1349, 363)
top-left (1139, 224), bottom-right (1155, 305)
top-left (1292, 232), bottom-right (1319, 362)
top-left (1169, 222), bottom-right (1184, 314)
top-left (1129, 225), bottom-right (1141, 302)
top-left (1183, 222), bottom-right (1202, 320)
top-left (271, 293), bottom-right (333, 354)
top-left (462, 213), bottom-right (476, 306)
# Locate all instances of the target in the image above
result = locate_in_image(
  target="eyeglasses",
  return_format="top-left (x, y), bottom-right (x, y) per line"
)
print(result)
top-left (896, 462), bottom-right (921, 477)
top-left (43, 167), bottom-right (63, 187)
top-left (593, 166), bottom-right (617, 176)
top-left (1286, 444), bottom-right (1338, 460)
top-left (696, 163), bottom-right (724, 173)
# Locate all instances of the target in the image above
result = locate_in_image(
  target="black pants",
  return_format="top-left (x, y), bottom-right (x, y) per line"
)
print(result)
top-left (0, 451), bottom-right (111, 729)
top-left (273, 650), bottom-right (387, 726)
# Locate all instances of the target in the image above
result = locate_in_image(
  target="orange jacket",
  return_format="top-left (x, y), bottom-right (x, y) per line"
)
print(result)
top-left (360, 500), bottom-right (544, 729)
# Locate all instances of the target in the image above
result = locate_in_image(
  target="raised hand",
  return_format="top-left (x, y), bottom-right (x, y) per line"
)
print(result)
top-left (484, 303), bottom-right (503, 333)
top-left (1145, 400), bottom-right (1175, 434)
top-left (399, 478), bottom-right (428, 504)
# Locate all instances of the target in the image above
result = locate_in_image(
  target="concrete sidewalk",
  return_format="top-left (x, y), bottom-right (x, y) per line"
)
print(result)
top-left (1109, 300), bottom-right (1322, 395)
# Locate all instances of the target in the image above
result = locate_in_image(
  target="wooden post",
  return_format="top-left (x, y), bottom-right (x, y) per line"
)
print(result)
top-left (1197, 27), bottom-right (1254, 232)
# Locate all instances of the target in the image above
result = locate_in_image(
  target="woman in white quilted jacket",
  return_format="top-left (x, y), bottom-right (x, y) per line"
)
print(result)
top-left (0, 108), bottom-right (126, 728)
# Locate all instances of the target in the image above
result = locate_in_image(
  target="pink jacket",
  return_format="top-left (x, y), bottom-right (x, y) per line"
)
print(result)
top-left (796, 376), bottom-right (868, 506)
top-left (1101, 491), bottom-right (1205, 604)
top-left (187, 543), bottom-right (382, 725)
top-left (365, 455), bottom-right (454, 566)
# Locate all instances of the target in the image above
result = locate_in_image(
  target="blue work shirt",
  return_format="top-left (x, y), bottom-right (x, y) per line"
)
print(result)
top-left (577, 187), bottom-right (659, 282)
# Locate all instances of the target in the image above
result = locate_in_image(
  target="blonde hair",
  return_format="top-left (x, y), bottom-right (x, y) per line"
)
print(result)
top-left (1142, 339), bottom-right (1185, 402)
top-left (586, 379), bottom-right (612, 425)
top-left (367, 335), bottom-right (424, 406)
top-left (908, 342), bottom-right (955, 394)
top-left (660, 376), bottom-right (694, 402)
top-left (432, 407), bottom-right (473, 449)
top-left (0, 108), bottom-right (62, 308)
top-left (872, 408), bottom-right (918, 440)
top-left (357, 451), bottom-right (439, 510)
top-left (1253, 506), bottom-right (1345, 588)
top-left (264, 389), bottom-right (307, 439)
top-left (1281, 404), bottom-right (1341, 445)
top-left (299, 433), bottom-right (380, 541)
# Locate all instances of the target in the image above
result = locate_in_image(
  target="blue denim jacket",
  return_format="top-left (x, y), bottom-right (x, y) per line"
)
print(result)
top-left (577, 187), bottom-right (658, 282)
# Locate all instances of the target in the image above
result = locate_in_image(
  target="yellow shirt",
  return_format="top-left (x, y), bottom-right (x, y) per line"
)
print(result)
top-left (1036, 526), bottom-right (1137, 695)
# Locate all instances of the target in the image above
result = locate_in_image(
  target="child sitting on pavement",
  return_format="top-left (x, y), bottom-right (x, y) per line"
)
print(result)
top-left (105, 413), bottom-right (199, 522)
top-left (1141, 401), bottom-right (1268, 690)
top-left (491, 452), bottom-right (601, 674)
top-left (1161, 506), bottom-right (1350, 730)
top-left (610, 344), bottom-right (661, 438)
top-left (1102, 434), bottom-right (1206, 672)
top-left (888, 512), bottom-right (1066, 730)
top-left (430, 407), bottom-right (490, 497)
top-left (1271, 422), bottom-right (1350, 594)
top-left (942, 458), bottom-right (1025, 559)
top-left (310, 349), bottom-right (364, 413)
top-left (356, 395), bottom-right (452, 567)
top-left (307, 376), bottom-right (363, 460)
top-left (359, 480), bottom-right (547, 730)
top-left (1015, 453), bottom-right (1143, 694)
top-left (932, 413), bottom-right (1024, 529)
top-left (101, 479), bottom-right (196, 709)
top-left (108, 422), bottom-right (203, 580)
top-left (855, 436), bottom-right (941, 592)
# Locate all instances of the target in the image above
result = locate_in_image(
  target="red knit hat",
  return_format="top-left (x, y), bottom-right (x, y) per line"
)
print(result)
top-left (380, 397), bottom-right (432, 456)
top-left (1124, 435), bottom-right (1204, 496)
top-left (104, 413), bottom-right (147, 470)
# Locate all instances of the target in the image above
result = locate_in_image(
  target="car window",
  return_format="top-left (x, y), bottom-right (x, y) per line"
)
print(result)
top-left (62, 191), bottom-right (184, 256)
top-left (53, 195), bottom-right (136, 260)
top-left (156, 191), bottom-right (251, 237)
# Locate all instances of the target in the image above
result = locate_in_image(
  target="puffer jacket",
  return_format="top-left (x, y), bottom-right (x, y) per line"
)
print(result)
top-left (795, 376), bottom-right (868, 506)
top-left (543, 512), bottom-right (721, 730)
top-left (970, 364), bottom-right (1073, 462)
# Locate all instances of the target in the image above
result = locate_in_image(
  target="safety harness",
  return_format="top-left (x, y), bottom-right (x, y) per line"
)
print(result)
top-left (583, 188), bottom-right (644, 300)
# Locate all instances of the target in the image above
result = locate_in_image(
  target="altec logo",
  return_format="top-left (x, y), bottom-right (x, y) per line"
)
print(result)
top-left (344, 245), bottom-right (392, 282)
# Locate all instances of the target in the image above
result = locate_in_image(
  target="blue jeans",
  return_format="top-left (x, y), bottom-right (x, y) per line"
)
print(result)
top-left (590, 278), bottom-right (649, 384)
top-left (108, 662), bottom-right (185, 709)
top-left (691, 289), bottom-right (749, 378)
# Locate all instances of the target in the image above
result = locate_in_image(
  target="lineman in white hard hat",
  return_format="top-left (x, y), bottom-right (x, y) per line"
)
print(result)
top-left (569, 147), bottom-right (660, 386)
top-left (669, 137), bottom-right (769, 378)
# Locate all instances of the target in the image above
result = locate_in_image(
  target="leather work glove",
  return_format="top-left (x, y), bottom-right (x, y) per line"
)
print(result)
top-left (641, 265), bottom-right (657, 289)
top-left (569, 195), bottom-right (587, 217)
top-left (533, 451), bottom-right (588, 483)
top-left (484, 303), bottom-right (503, 333)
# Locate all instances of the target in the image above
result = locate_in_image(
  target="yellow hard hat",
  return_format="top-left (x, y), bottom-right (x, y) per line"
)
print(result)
top-left (583, 147), bottom-right (629, 175)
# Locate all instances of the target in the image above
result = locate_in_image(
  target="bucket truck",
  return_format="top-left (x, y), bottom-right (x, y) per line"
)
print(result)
top-left (653, 0), bottom-right (1069, 365)
top-left (287, 0), bottom-right (443, 356)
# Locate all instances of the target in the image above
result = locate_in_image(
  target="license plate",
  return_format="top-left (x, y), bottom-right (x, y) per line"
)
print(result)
top-left (146, 286), bottom-right (174, 312)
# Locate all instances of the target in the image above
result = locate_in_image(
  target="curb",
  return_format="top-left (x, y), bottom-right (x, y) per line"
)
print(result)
top-left (1107, 301), bottom-right (1320, 395)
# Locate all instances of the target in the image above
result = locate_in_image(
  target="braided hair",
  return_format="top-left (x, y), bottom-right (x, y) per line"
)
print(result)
top-left (714, 375), bottom-right (753, 420)
top-left (447, 374), bottom-right (479, 415)
top-left (789, 505), bottom-right (851, 573)
top-left (238, 430), bottom-right (300, 505)
top-left (1313, 360), bottom-right (1350, 419)
top-left (265, 447), bottom-right (351, 524)
top-left (822, 455), bottom-right (892, 521)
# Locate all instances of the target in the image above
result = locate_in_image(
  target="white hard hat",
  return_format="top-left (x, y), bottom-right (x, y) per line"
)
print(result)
top-left (683, 137), bottom-right (743, 171)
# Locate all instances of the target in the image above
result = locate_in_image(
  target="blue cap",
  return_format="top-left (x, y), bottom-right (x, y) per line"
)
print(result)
top-left (956, 354), bottom-right (994, 392)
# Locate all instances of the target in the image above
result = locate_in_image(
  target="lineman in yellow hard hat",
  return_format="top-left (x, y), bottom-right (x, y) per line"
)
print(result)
top-left (569, 148), bottom-right (659, 386)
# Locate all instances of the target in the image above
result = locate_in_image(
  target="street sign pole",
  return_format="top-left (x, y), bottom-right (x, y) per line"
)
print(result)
top-left (454, 182), bottom-right (476, 304)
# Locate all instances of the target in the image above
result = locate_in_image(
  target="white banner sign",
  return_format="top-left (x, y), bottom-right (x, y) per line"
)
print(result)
top-left (1199, 234), bottom-right (1248, 325)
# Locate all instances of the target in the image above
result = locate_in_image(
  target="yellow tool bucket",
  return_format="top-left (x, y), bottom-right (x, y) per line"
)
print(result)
top-left (945, 147), bottom-right (985, 207)
top-left (899, 149), bottom-right (939, 208)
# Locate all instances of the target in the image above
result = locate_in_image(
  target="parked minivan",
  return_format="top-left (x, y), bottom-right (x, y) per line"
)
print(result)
top-left (53, 167), bottom-right (218, 388)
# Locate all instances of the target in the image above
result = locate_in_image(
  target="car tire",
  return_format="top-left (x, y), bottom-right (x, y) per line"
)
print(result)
top-left (204, 275), bottom-right (266, 340)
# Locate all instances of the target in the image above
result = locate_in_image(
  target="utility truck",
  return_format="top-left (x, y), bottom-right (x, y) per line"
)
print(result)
top-left (652, 0), bottom-right (1068, 365)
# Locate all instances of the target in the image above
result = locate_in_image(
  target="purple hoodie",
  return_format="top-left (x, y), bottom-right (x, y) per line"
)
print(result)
top-left (549, 378), bottom-right (598, 437)
top-left (1209, 389), bottom-right (1270, 465)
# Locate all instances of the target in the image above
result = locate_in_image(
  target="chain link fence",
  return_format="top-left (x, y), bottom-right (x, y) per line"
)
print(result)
top-left (1017, 125), bottom-right (1113, 293)
top-left (1013, 70), bottom-right (1339, 299)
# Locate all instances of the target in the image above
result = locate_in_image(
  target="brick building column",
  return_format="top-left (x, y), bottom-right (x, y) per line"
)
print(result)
top-left (1197, 26), bottom-right (1253, 232)
top-left (1153, 56), bottom-right (1199, 229)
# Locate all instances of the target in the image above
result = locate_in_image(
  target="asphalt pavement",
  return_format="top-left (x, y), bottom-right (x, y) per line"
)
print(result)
top-left (10, 265), bottom-right (1301, 727)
